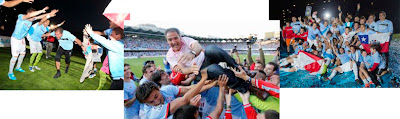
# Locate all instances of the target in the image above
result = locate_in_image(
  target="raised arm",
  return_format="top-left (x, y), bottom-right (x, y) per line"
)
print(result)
top-left (38, 9), bottom-right (58, 25)
top-left (207, 75), bottom-right (228, 119)
top-left (22, 6), bottom-right (48, 20)
top-left (247, 44), bottom-right (254, 65)
top-left (298, 16), bottom-right (305, 26)
top-left (230, 66), bottom-right (280, 98)
top-left (238, 91), bottom-right (257, 119)
top-left (177, 80), bottom-right (217, 96)
top-left (124, 97), bottom-right (136, 107)
top-left (49, 21), bottom-right (65, 30)
top-left (168, 69), bottom-right (208, 114)
top-left (258, 41), bottom-right (265, 65)
top-left (2, 0), bottom-right (33, 8)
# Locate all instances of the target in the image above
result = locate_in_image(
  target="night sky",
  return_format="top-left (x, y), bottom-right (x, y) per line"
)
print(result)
top-left (0, 0), bottom-right (112, 37)
top-left (269, 0), bottom-right (400, 33)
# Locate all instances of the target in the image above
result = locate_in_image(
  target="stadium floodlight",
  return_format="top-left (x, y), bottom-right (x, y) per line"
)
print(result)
top-left (324, 12), bottom-right (331, 20)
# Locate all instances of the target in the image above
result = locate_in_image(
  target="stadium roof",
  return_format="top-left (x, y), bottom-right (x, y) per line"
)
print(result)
top-left (124, 25), bottom-right (257, 42)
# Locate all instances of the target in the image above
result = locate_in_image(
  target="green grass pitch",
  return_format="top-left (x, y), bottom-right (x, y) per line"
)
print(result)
top-left (0, 47), bottom-right (111, 90)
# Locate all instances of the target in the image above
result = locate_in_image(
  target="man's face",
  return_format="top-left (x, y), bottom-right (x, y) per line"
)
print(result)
top-left (360, 19), bottom-right (366, 24)
top-left (124, 66), bottom-right (131, 79)
top-left (160, 72), bottom-right (171, 85)
top-left (300, 28), bottom-right (305, 34)
top-left (44, 20), bottom-right (50, 27)
top-left (292, 17), bottom-right (296, 22)
top-left (255, 63), bottom-right (264, 71)
top-left (379, 13), bottom-right (386, 20)
top-left (368, 15), bottom-right (375, 21)
top-left (264, 64), bottom-right (275, 77)
top-left (354, 23), bottom-right (359, 29)
top-left (286, 22), bottom-right (290, 27)
top-left (144, 90), bottom-right (163, 106)
top-left (362, 51), bottom-right (367, 57)
top-left (255, 56), bottom-right (260, 62)
top-left (339, 48), bottom-right (345, 54)
top-left (370, 48), bottom-right (376, 53)
top-left (166, 31), bottom-right (182, 52)
top-left (55, 31), bottom-right (63, 39)
top-left (145, 67), bottom-right (156, 79)
top-left (110, 31), bottom-right (121, 40)
top-left (350, 47), bottom-right (356, 53)
top-left (354, 17), bottom-right (360, 22)
top-left (361, 25), bottom-right (366, 31)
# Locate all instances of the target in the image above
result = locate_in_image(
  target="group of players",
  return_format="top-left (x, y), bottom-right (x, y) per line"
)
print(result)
top-left (281, 3), bottom-right (392, 88)
top-left (4, 1), bottom-right (124, 90)
top-left (124, 28), bottom-right (280, 119)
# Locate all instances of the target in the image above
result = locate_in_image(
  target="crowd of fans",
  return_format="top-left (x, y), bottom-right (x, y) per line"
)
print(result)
top-left (280, 3), bottom-right (393, 88)
top-left (124, 37), bottom-right (279, 50)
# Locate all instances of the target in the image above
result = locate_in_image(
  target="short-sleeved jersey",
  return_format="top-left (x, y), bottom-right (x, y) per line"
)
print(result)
top-left (51, 30), bottom-right (77, 50)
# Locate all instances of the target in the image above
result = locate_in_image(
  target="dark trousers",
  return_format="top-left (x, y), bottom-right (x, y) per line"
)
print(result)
top-left (198, 45), bottom-right (249, 93)
top-left (368, 69), bottom-right (381, 87)
top-left (109, 79), bottom-right (123, 90)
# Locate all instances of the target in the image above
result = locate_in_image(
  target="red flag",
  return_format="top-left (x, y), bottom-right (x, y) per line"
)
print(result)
top-left (103, 0), bottom-right (131, 29)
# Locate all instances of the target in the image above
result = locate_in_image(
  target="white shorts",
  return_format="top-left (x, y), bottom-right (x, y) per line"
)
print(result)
top-left (308, 40), bottom-right (318, 48)
top-left (27, 35), bottom-right (42, 54)
top-left (339, 62), bottom-right (353, 73)
top-left (293, 57), bottom-right (304, 71)
top-left (10, 37), bottom-right (26, 56)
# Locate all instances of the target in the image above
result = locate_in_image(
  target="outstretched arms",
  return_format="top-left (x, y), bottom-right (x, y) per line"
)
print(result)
top-left (2, 0), bottom-right (33, 8)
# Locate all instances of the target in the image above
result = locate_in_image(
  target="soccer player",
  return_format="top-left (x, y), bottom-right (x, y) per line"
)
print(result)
top-left (282, 21), bottom-right (295, 53)
top-left (291, 16), bottom-right (302, 34)
top-left (8, 7), bottom-right (51, 80)
top-left (366, 14), bottom-right (377, 31)
top-left (375, 11), bottom-right (392, 67)
top-left (135, 69), bottom-right (213, 119)
top-left (325, 47), bottom-right (359, 82)
top-left (368, 44), bottom-right (383, 87)
top-left (27, 11), bottom-right (63, 72)
top-left (0, 0), bottom-right (33, 7)
top-left (359, 49), bottom-right (374, 87)
top-left (85, 24), bottom-right (124, 90)
top-left (44, 27), bottom-right (85, 78)
top-left (139, 64), bottom-right (156, 85)
top-left (124, 64), bottom-right (140, 119)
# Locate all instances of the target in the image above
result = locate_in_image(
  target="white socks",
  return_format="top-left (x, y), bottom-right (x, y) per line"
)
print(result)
top-left (366, 77), bottom-right (372, 83)
top-left (280, 60), bottom-right (289, 67)
top-left (9, 57), bottom-right (17, 74)
top-left (328, 70), bottom-right (337, 79)
top-left (15, 55), bottom-right (25, 69)
top-left (352, 63), bottom-right (358, 80)
top-left (362, 79), bottom-right (368, 85)
top-left (281, 68), bottom-right (290, 72)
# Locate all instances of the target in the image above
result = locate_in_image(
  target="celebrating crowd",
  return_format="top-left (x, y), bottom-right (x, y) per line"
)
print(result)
top-left (280, 3), bottom-right (392, 88)
top-left (124, 28), bottom-right (280, 119)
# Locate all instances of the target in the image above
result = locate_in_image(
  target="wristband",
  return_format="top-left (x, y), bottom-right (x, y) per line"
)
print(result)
top-left (190, 50), bottom-right (196, 56)
top-left (247, 77), bottom-right (252, 83)
top-left (46, 14), bottom-right (51, 19)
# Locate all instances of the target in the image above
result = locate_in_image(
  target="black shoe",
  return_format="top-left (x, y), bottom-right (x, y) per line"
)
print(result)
top-left (53, 72), bottom-right (61, 78)
top-left (355, 79), bottom-right (363, 85)
top-left (65, 67), bottom-right (69, 73)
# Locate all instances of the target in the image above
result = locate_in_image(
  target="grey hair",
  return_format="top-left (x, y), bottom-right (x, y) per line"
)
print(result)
top-left (165, 28), bottom-right (181, 36)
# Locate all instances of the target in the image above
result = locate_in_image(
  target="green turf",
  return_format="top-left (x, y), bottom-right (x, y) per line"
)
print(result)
top-left (125, 54), bottom-right (275, 78)
top-left (0, 47), bottom-right (111, 90)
